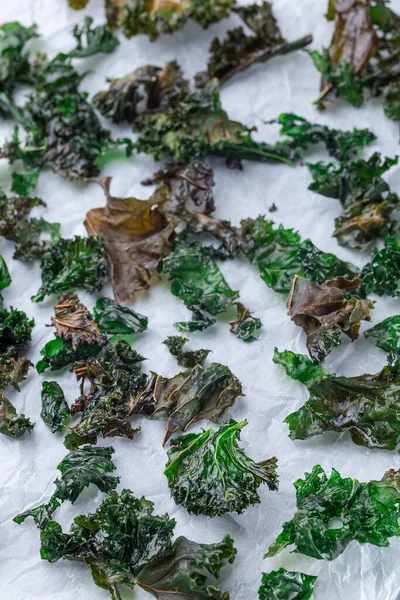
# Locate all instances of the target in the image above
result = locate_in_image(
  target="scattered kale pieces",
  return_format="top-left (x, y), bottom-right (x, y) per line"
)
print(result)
top-left (85, 177), bottom-right (174, 303)
top-left (14, 445), bottom-right (119, 527)
top-left (288, 275), bottom-right (374, 364)
top-left (360, 233), bottom-right (400, 296)
top-left (164, 419), bottom-right (278, 516)
top-left (93, 297), bottom-right (148, 336)
top-left (32, 237), bottom-right (108, 303)
top-left (308, 153), bottom-right (399, 250)
top-left (195, 3), bottom-right (312, 87)
top-left (0, 303), bottom-right (34, 360)
top-left (163, 335), bottom-right (210, 368)
top-left (0, 256), bottom-right (11, 291)
top-left (40, 381), bottom-right (70, 433)
top-left (0, 356), bottom-right (34, 438)
top-left (241, 216), bottom-right (359, 295)
top-left (259, 568), bottom-right (317, 600)
top-left (273, 348), bottom-right (330, 388)
top-left (39, 488), bottom-right (235, 599)
top-left (365, 316), bottom-right (400, 355)
top-left (229, 302), bottom-right (262, 342)
top-left (266, 465), bottom-right (400, 560)
top-left (0, 22), bottom-right (38, 98)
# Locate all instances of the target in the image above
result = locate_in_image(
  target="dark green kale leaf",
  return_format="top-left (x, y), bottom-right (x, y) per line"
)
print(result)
top-left (365, 316), bottom-right (400, 354)
top-left (0, 256), bottom-right (11, 291)
top-left (65, 340), bottom-right (147, 447)
top-left (32, 237), bottom-right (109, 302)
top-left (163, 335), bottom-right (211, 368)
top-left (0, 303), bottom-right (34, 360)
top-left (11, 167), bottom-right (40, 196)
top-left (273, 348), bottom-right (330, 387)
top-left (229, 302), bottom-right (262, 342)
top-left (175, 309), bottom-right (217, 333)
top-left (0, 356), bottom-right (34, 438)
top-left (275, 113), bottom-right (376, 161)
top-left (259, 568), bottom-right (317, 600)
top-left (240, 216), bottom-right (359, 295)
top-left (161, 241), bottom-right (239, 326)
top-left (0, 22), bottom-right (38, 97)
top-left (164, 419), bottom-right (278, 516)
top-left (36, 337), bottom-right (103, 374)
top-left (93, 297), bottom-right (148, 336)
top-left (288, 275), bottom-right (374, 364)
top-left (66, 16), bottom-right (119, 59)
top-left (360, 234), bottom-right (400, 297)
top-left (93, 61), bottom-right (189, 124)
top-left (14, 445), bottom-right (119, 527)
top-left (135, 357), bottom-right (243, 445)
top-left (40, 381), bottom-right (70, 433)
top-left (195, 3), bottom-right (312, 87)
top-left (39, 488), bottom-right (235, 599)
top-left (266, 465), bottom-right (400, 560)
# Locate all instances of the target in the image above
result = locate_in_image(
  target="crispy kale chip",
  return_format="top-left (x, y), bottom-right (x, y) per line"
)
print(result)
top-left (284, 356), bottom-right (400, 450)
top-left (66, 16), bottom-right (119, 59)
top-left (259, 568), bottom-right (317, 600)
top-left (85, 177), bottom-right (174, 303)
top-left (50, 293), bottom-right (107, 350)
top-left (0, 356), bottom-right (34, 438)
top-left (273, 348), bottom-right (330, 388)
top-left (164, 419), bottom-right (278, 516)
top-left (0, 303), bottom-right (34, 360)
top-left (241, 216), bottom-right (359, 295)
top-left (360, 233), bottom-right (400, 296)
top-left (229, 302), bottom-right (262, 342)
top-left (40, 381), bottom-right (70, 433)
top-left (37, 337), bottom-right (103, 374)
top-left (11, 167), bottom-right (40, 196)
top-left (0, 22), bottom-right (38, 98)
top-left (365, 316), bottom-right (400, 354)
top-left (65, 340), bottom-right (147, 448)
top-left (161, 241), bottom-right (239, 328)
top-left (266, 465), bottom-right (400, 560)
top-left (308, 153), bottom-right (399, 249)
top-left (175, 308), bottom-right (217, 333)
top-left (93, 297), bottom-right (148, 336)
top-left (195, 3), bottom-right (312, 87)
top-left (15, 445), bottom-right (119, 527)
top-left (135, 343), bottom-right (242, 445)
top-left (288, 275), bottom-right (374, 364)
top-left (0, 256), bottom-right (11, 291)
top-left (40, 488), bottom-right (235, 598)
top-left (32, 237), bottom-right (108, 302)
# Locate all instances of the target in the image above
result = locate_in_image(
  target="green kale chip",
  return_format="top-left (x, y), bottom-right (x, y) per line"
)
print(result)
top-left (360, 234), bottom-right (400, 297)
top-left (39, 488), bottom-right (235, 598)
top-left (93, 297), bottom-right (148, 336)
top-left (259, 568), bottom-right (317, 600)
top-left (36, 337), bottom-right (103, 374)
top-left (0, 356), bottom-right (34, 438)
top-left (229, 302), bottom-right (262, 342)
top-left (0, 22), bottom-right (38, 97)
top-left (32, 237), bottom-right (109, 302)
top-left (40, 381), bottom-right (70, 432)
top-left (240, 216), bottom-right (359, 294)
top-left (174, 308), bottom-right (217, 333)
top-left (0, 256), bottom-right (11, 291)
top-left (0, 303), bottom-right (34, 360)
top-left (273, 348), bottom-right (330, 388)
top-left (164, 419), bottom-right (278, 516)
top-left (365, 316), bottom-right (400, 354)
top-left (163, 335), bottom-right (211, 368)
top-left (266, 465), bottom-right (400, 560)
top-left (11, 167), bottom-right (40, 196)
top-left (66, 16), bottom-right (119, 59)
top-left (14, 445), bottom-right (119, 527)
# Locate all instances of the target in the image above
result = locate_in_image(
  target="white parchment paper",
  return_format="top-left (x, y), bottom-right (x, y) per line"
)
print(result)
top-left (1, 1), bottom-right (400, 598)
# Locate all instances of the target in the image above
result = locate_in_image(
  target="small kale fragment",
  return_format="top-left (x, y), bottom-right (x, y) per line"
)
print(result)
top-left (85, 177), bottom-right (174, 303)
top-left (266, 465), bottom-right (400, 560)
top-left (40, 381), bottom-right (70, 433)
top-left (365, 316), bottom-right (400, 354)
top-left (241, 216), bottom-right (359, 294)
top-left (11, 167), bottom-right (40, 196)
top-left (165, 419), bottom-right (278, 516)
top-left (229, 302), bottom-right (262, 342)
top-left (93, 297), bottom-right (148, 336)
top-left (0, 303), bottom-right (34, 360)
top-left (51, 293), bottom-right (107, 351)
top-left (360, 234), bottom-right (400, 296)
top-left (0, 256), bottom-right (11, 291)
top-left (32, 237), bottom-right (108, 302)
top-left (195, 3), bottom-right (312, 87)
top-left (66, 17), bottom-right (119, 59)
top-left (163, 335), bottom-right (210, 368)
top-left (273, 348), bottom-right (330, 387)
top-left (288, 275), bottom-right (374, 364)
top-left (175, 309), bottom-right (217, 333)
top-left (0, 356), bottom-right (34, 438)
top-left (39, 487), bottom-right (235, 598)
top-left (0, 356), bottom-right (31, 391)
top-left (259, 568), bottom-right (317, 600)
top-left (14, 445), bottom-right (119, 527)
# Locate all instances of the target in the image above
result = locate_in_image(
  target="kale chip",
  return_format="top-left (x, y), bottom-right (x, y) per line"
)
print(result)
top-left (288, 275), bottom-right (374, 364)
top-left (229, 302), bottom-right (263, 342)
top-left (0, 22), bottom-right (38, 98)
top-left (11, 167), bottom-right (40, 196)
top-left (365, 316), bottom-right (400, 355)
top-left (164, 419), bottom-right (278, 516)
top-left (360, 233), bottom-right (400, 296)
top-left (240, 216), bottom-right (359, 294)
top-left (163, 335), bottom-right (211, 368)
top-left (66, 16), bottom-right (119, 59)
top-left (0, 256), bottom-right (11, 291)
top-left (39, 488), bottom-right (235, 598)
top-left (32, 237), bottom-right (109, 302)
top-left (273, 348), bottom-right (330, 388)
top-left (0, 356), bottom-right (34, 438)
top-left (0, 303), bottom-right (34, 360)
top-left (15, 445), bottom-right (120, 527)
top-left (266, 465), bottom-right (400, 560)
top-left (259, 568), bottom-right (317, 600)
top-left (93, 297), bottom-right (148, 336)
top-left (40, 381), bottom-right (70, 433)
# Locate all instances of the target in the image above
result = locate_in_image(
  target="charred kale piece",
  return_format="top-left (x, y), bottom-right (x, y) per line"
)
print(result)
top-left (0, 303), bottom-right (34, 360)
top-left (229, 302), bottom-right (263, 342)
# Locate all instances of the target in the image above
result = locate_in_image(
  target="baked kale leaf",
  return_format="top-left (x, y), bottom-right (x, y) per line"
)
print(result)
top-left (0, 302), bottom-right (34, 360)
top-left (66, 16), bottom-right (119, 59)
top-left (40, 381), bottom-right (70, 433)
top-left (273, 348), bottom-right (330, 388)
top-left (14, 445), bottom-right (119, 527)
top-left (164, 419), bottom-right (278, 516)
top-left (241, 216), bottom-right (359, 294)
top-left (266, 465), bottom-right (400, 560)
top-left (163, 335), bottom-right (210, 368)
top-left (39, 488), bottom-right (235, 598)
top-left (259, 568), bottom-right (317, 600)
top-left (288, 275), bottom-right (374, 364)
top-left (0, 22), bottom-right (38, 98)
top-left (229, 302), bottom-right (263, 342)
top-left (0, 356), bottom-right (34, 438)
top-left (37, 337), bottom-right (103, 374)
top-left (11, 167), bottom-right (40, 196)
top-left (360, 233), bottom-right (400, 297)
top-left (365, 316), bottom-right (400, 354)
top-left (32, 237), bottom-right (108, 302)
top-left (93, 297), bottom-right (148, 336)
top-left (0, 256), bottom-right (11, 291)
top-left (195, 3), bottom-right (312, 87)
